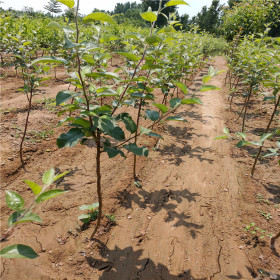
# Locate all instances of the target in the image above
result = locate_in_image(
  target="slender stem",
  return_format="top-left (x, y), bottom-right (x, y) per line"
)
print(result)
top-left (19, 87), bottom-right (33, 169)
top-left (242, 84), bottom-right (253, 132)
top-left (74, 0), bottom-right (97, 141)
top-left (114, 105), bottom-right (178, 149)
top-left (111, 0), bottom-right (162, 116)
top-left (133, 99), bottom-right (143, 180)
top-left (90, 130), bottom-right (102, 240)
top-left (271, 230), bottom-right (280, 248)
top-left (251, 94), bottom-right (280, 176)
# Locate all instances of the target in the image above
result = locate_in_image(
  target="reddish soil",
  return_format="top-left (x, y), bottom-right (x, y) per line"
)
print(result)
top-left (0, 57), bottom-right (279, 279)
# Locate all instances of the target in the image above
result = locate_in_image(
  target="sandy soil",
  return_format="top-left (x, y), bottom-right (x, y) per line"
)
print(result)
top-left (0, 57), bottom-right (279, 280)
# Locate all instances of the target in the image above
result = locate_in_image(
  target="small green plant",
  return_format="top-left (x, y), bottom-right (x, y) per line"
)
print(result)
top-left (215, 127), bottom-right (279, 176)
top-left (78, 203), bottom-right (99, 224)
top-left (19, 71), bottom-right (50, 168)
top-left (27, 129), bottom-right (54, 142)
top-left (257, 210), bottom-right (272, 221)
top-left (78, 203), bottom-right (116, 225)
top-left (255, 194), bottom-right (271, 205)
top-left (105, 214), bottom-right (117, 223)
top-left (0, 168), bottom-right (69, 259)
top-left (245, 222), bottom-right (272, 239)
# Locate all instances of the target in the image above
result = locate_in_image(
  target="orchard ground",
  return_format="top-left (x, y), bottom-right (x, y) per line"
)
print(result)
top-left (0, 56), bottom-right (279, 279)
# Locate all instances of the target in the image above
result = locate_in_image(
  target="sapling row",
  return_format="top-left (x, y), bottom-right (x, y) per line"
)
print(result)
top-left (29, 0), bottom-right (221, 239)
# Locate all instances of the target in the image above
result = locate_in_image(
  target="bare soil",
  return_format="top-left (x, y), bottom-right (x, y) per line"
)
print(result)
top-left (0, 57), bottom-right (279, 280)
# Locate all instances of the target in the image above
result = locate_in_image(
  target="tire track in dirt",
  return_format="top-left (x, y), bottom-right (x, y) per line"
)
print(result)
top-left (94, 57), bottom-right (253, 279)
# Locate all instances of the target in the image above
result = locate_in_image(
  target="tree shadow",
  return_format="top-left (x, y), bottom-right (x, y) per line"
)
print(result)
top-left (158, 142), bottom-right (214, 166)
top-left (115, 187), bottom-right (202, 238)
top-left (116, 188), bottom-right (200, 212)
top-left (54, 166), bottom-right (80, 191)
top-left (227, 266), bottom-right (256, 279)
top-left (86, 240), bottom-right (207, 280)
top-left (262, 183), bottom-right (280, 204)
top-left (159, 125), bottom-right (213, 166)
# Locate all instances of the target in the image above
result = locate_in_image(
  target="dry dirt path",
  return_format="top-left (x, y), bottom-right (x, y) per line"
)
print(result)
top-left (94, 56), bottom-right (253, 279)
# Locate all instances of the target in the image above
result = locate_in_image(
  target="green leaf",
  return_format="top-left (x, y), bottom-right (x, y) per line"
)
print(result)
top-left (24, 180), bottom-right (42, 195)
top-left (157, 26), bottom-right (176, 34)
top-left (83, 12), bottom-right (115, 24)
top-left (104, 146), bottom-right (125, 158)
top-left (214, 135), bottom-right (228, 140)
top-left (117, 52), bottom-right (140, 62)
top-left (98, 117), bottom-right (115, 133)
top-left (145, 110), bottom-right (160, 121)
top-left (145, 35), bottom-right (162, 45)
top-left (165, 0), bottom-right (189, 7)
top-left (235, 132), bottom-right (246, 140)
top-left (170, 97), bottom-right (181, 108)
top-left (140, 126), bottom-right (163, 139)
top-left (171, 80), bottom-right (188, 94)
top-left (70, 117), bottom-right (91, 129)
top-left (57, 128), bottom-right (84, 148)
top-left (260, 133), bottom-right (273, 143)
top-left (166, 116), bottom-right (187, 122)
top-left (202, 75), bottom-right (211, 84)
top-left (42, 168), bottom-right (55, 186)
top-left (47, 22), bottom-right (64, 30)
top-left (78, 214), bottom-right (91, 223)
top-left (109, 127), bottom-right (125, 141)
top-left (141, 64), bottom-right (163, 70)
top-left (100, 35), bottom-right (119, 43)
top-left (56, 90), bottom-right (81, 105)
top-left (86, 72), bottom-right (119, 80)
top-left (146, 132), bottom-right (163, 139)
top-left (236, 140), bottom-right (252, 148)
top-left (96, 89), bottom-right (119, 97)
top-left (124, 143), bottom-right (149, 157)
top-left (140, 126), bottom-right (152, 135)
top-left (153, 103), bottom-right (168, 113)
top-left (116, 113), bottom-right (137, 133)
top-left (29, 56), bottom-right (68, 66)
top-left (0, 244), bottom-right (38, 259)
top-left (36, 189), bottom-right (67, 204)
top-left (181, 97), bottom-right (202, 104)
top-left (79, 202), bottom-right (99, 211)
top-left (57, 0), bottom-right (75, 8)
top-left (8, 210), bottom-right (42, 226)
top-left (223, 127), bottom-right (230, 135)
top-left (5, 191), bottom-right (24, 211)
top-left (140, 11), bottom-right (157, 22)
top-left (199, 85), bottom-right (221, 92)
top-left (53, 171), bottom-right (70, 183)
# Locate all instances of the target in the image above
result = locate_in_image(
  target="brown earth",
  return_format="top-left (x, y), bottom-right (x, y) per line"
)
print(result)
top-left (0, 57), bottom-right (279, 280)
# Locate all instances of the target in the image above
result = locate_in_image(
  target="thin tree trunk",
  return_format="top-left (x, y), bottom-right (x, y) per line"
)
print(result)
top-left (19, 88), bottom-right (33, 170)
top-left (133, 99), bottom-right (143, 180)
top-left (251, 94), bottom-right (280, 176)
top-left (242, 84), bottom-right (253, 132)
top-left (90, 131), bottom-right (102, 240)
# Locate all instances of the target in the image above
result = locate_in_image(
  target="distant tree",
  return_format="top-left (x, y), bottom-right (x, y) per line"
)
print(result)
top-left (228, 0), bottom-right (242, 8)
top-left (44, 0), bottom-right (62, 15)
top-left (112, 1), bottom-right (144, 27)
top-left (267, 0), bottom-right (280, 37)
top-left (113, 1), bottom-right (142, 15)
top-left (142, 0), bottom-right (177, 27)
top-left (222, 0), bottom-right (280, 40)
top-left (23, 6), bottom-right (36, 17)
top-left (192, 0), bottom-right (221, 34)
top-left (64, 8), bottom-right (75, 21)
top-left (179, 13), bottom-right (190, 30)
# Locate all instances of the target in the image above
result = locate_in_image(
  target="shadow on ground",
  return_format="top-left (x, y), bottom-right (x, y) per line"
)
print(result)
top-left (86, 239), bottom-right (207, 280)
